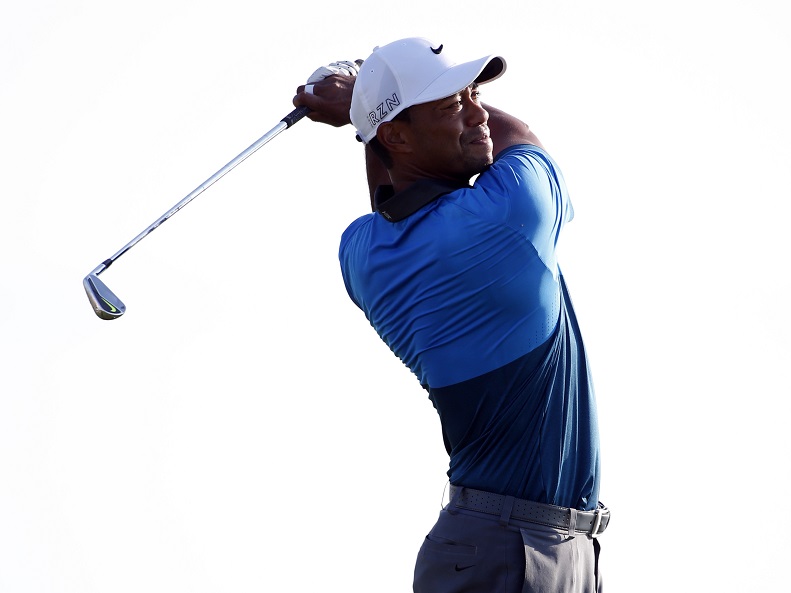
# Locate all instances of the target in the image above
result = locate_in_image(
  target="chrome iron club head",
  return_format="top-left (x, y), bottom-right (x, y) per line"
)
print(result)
top-left (83, 272), bottom-right (126, 320)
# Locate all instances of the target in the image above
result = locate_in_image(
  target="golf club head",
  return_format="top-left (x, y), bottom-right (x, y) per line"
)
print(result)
top-left (83, 274), bottom-right (126, 320)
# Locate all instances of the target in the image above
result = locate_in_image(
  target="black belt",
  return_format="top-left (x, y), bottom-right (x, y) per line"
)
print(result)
top-left (449, 485), bottom-right (610, 537)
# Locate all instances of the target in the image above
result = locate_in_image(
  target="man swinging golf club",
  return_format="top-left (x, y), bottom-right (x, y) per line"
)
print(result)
top-left (294, 37), bottom-right (609, 593)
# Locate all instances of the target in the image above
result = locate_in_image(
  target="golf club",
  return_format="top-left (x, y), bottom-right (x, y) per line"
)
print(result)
top-left (83, 105), bottom-right (310, 320)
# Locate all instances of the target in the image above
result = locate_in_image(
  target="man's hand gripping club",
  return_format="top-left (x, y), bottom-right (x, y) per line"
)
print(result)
top-left (293, 59), bottom-right (362, 128)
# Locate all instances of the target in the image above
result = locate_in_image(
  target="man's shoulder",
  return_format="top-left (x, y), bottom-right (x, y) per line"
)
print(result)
top-left (340, 212), bottom-right (374, 252)
top-left (492, 142), bottom-right (551, 165)
top-left (481, 143), bottom-right (563, 192)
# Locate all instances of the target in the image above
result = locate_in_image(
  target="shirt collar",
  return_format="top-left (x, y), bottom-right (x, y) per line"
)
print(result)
top-left (374, 179), bottom-right (470, 222)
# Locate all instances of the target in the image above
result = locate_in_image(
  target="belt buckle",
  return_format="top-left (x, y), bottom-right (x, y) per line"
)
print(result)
top-left (589, 508), bottom-right (603, 538)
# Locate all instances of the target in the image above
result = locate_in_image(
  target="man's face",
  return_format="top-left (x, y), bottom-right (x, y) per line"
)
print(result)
top-left (401, 85), bottom-right (492, 183)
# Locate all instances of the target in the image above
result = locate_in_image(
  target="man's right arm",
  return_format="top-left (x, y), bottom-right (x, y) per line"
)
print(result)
top-left (484, 104), bottom-right (545, 155)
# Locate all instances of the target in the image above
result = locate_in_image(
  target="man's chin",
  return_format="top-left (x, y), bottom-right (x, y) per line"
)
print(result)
top-left (473, 153), bottom-right (494, 173)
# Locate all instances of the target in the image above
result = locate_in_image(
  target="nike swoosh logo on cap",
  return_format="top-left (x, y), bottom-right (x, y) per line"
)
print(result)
top-left (431, 44), bottom-right (443, 54)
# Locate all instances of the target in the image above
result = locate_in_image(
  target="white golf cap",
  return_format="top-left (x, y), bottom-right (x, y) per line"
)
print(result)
top-left (350, 37), bottom-right (506, 143)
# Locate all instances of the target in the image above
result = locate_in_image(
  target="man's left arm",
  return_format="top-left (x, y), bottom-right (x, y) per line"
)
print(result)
top-left (294, 73), bottom-right (389, 211)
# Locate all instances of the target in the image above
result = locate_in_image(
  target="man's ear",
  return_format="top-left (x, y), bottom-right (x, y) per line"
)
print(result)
top-left (377, 121), bottom-right (411, 155)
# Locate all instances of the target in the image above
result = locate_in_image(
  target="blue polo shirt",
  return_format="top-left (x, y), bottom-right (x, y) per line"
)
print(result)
top-left (339, 144), bottom-right (600, 511)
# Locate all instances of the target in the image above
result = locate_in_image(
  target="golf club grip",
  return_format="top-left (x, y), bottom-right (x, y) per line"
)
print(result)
top-left (282, 105), bottom-right (311, 128)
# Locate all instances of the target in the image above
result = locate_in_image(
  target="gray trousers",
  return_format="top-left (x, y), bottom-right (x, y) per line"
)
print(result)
top-left (413, 502), bottom-right (603, 593)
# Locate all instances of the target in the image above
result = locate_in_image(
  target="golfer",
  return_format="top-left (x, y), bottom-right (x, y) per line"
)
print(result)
top-left (294, 37), bottom-right (608, 593)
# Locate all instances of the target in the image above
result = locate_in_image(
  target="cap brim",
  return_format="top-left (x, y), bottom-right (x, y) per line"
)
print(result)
top-left (413, 55), bottom-right (506, 105)
top-left (475, 56), bottom-right (506, 85)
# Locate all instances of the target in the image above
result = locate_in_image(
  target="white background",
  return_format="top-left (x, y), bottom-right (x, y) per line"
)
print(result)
top-left (2, 1), bottom-right (789, 591)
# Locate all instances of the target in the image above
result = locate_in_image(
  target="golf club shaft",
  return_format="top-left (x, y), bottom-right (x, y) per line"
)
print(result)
top-left (90, 106), bottom-right (310, 277)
